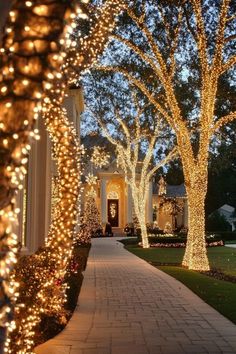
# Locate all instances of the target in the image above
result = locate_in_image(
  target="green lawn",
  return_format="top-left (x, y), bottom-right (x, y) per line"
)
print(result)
top-left (125, 244), bottom-right (236, 276)
top-left (124, 243), bottom-right (236, 324)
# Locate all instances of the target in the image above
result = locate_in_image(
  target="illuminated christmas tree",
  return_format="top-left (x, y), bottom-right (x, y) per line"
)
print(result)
top-left (84, 190), bottom-right (102, 238)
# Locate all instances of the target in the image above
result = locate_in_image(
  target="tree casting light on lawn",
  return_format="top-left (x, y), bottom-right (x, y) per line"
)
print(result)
top-left (96, 0), bottom-right (236, 270)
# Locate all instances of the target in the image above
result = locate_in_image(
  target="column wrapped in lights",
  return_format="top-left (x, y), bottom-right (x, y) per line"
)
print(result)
top-left (96, 0), bottom-right (236, 270)
top-left (0, 0), bottom-right (76, 347)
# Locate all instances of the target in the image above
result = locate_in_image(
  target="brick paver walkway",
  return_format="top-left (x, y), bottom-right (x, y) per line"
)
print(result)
top-left (35, 238), bottom-right (236, 354)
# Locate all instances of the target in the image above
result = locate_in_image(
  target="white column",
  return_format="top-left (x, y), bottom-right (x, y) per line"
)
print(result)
top-left (146, 181), bottom-right (153, 223)
top-left (126, 185), bottom-right (133, 223)
top-left (101, 179), bottom-right (107, 224)
top-left (25, 117), bottom-right (52, 254)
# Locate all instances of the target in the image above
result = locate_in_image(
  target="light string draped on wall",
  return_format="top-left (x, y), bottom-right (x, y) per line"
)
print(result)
top-left (0, 0), bottom-right (77, 348)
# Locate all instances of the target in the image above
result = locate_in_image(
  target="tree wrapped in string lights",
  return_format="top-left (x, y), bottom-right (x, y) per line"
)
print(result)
top-left (0, 0), bottom-right (126, 352)
top-left (0, 0), bottom-right (77, 349)
top-left (93, 93), bottom-right (177, 248)
top-left (96, 0), bottom-right (236, 270)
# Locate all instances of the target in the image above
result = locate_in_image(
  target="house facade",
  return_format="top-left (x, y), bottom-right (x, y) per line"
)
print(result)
top-left (83, 164), bottom-right (188, 233)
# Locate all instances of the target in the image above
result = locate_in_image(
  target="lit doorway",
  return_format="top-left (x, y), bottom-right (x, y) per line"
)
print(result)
top-left (108, 199), bottom-right (119, 227)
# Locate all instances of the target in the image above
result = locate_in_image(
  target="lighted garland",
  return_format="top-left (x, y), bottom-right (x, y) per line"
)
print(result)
top-left (0, 0), bottom-right (77, 346)
top-left (7, 32), bottom-right (82, 354)
top-left (96, 0), bottom-right (236, 270)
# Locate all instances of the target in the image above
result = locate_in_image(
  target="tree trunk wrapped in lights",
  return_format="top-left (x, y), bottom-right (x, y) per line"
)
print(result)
top-left (93, 96), bottom-right (178, 249)
top-left (3, 1), bottom-right (126, 351)
top-left (0, 0), bottom-right (76, 349)
top-left (96, 0), bottom-right (236, 270)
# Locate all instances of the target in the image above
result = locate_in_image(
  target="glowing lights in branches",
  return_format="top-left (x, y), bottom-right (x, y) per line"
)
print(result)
top-left (96, 96), bottom-right (177, 249)
top-left (96, 1), bottom-right (236, 270)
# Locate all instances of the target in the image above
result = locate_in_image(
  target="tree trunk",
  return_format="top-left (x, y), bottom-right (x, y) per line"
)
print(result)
top-left (138, 213), bottom-right (150, 248)
top-left (182, 186), bottom-right (210, 271)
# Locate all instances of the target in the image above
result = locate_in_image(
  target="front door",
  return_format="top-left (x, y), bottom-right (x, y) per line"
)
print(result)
top-left (108, 199), bottom-right (119, 227)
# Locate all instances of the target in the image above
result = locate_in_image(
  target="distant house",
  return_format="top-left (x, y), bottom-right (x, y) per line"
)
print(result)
top-left (153, 176), bottom-right (188, 232)
top-left (217, 204), bottom-right (236, 231)
top-left (82, 159), bottom-right (188, 232)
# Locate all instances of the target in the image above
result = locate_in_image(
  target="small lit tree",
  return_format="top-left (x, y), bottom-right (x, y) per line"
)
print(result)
top-left (84, 190), bottom-right (102, 238)
top-left (93, 94), bottom-right (177, 248)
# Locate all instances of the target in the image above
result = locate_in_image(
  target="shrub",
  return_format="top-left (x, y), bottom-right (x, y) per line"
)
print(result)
top-left (206, 211), bottom-right (232, 232)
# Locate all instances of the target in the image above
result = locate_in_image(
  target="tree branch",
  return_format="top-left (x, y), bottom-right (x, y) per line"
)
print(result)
top-left (114, 109), bottom-right (131, 144)
top-left (147, 147), bottom-right (179, 180)
top-left (190, 0), bottom-right (209, 74)
top-left (213, 111), bottom-right (236, 132)
top-left (110, 34), bottom-right (163, 78)
top-left (212, 0), bottom-right (230, 71)
top-left (224, 34), bottom-right (236, 43)
top-left (221, 55), bottom-right (236, 74)
top-left (169, 10), bottom-right (183, 78)
top-left (94, 65), bottom-right (173, 125)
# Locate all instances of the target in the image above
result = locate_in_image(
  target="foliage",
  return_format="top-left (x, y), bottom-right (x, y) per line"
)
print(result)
top-left (11, 244), bottom-right (90, 348)
top-left (206, 211), bottom-right (232, 232)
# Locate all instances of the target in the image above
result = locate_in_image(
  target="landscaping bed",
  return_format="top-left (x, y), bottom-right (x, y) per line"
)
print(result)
top-left (121, 239), bottom-right (236, 324)
top-left (14, 243), bottom-right (91, 347)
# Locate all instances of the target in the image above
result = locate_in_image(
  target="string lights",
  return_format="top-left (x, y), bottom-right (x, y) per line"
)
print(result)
top-left (0, 0), bottom-right (77, 348)
top-left (96, 0), bottom-right (236, 270)
top-left (65, 0), bottom-right (126, 83)
top-left (85, 173), bottom-right (98, 186)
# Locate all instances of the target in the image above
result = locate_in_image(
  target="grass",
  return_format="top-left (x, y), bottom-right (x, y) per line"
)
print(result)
top-left (122, 241), bottom-right (236, 324)
top-left (124, 243), bottom-right (236, 276)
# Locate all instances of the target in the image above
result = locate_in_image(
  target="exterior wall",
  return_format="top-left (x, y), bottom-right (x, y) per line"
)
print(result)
top-left (83, 174), bottom-right (189, 233)
top-left (155, 196), bottom-right (188, 231)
